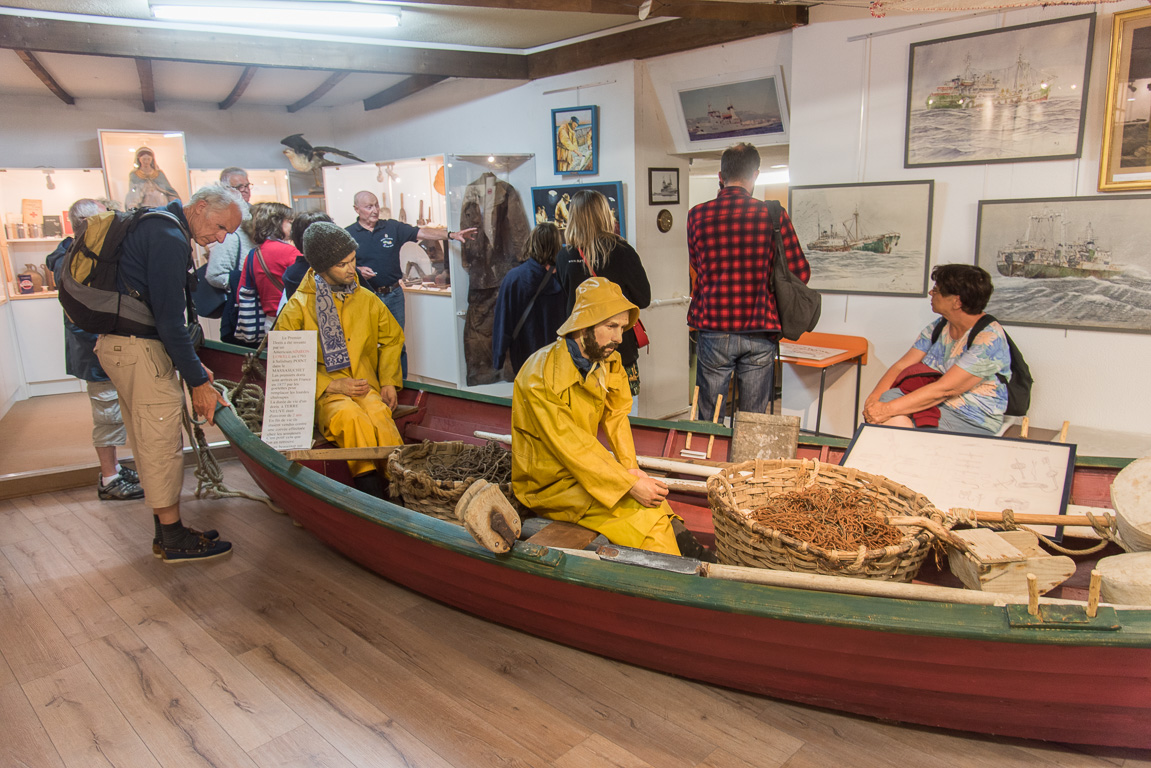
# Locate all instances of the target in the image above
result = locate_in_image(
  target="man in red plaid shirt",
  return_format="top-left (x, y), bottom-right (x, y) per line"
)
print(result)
top-left (687, 143), bottom-right (811, 422)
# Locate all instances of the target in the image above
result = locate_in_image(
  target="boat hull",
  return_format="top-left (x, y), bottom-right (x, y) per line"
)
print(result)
top-left (216, 400), bottom-right (1151, 750)
top-left (998, 261), bottom-right (1122, 280)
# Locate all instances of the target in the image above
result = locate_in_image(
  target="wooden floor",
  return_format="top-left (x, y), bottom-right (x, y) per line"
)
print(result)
top-left (2, 463), bottom-right (1148, 768)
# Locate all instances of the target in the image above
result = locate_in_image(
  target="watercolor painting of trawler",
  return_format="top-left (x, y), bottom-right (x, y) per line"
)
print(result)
top-left (925, 53), bottom-right (1053, 109)
top-left (807, 208), bottom-right (900, 254)
top-left (687, 102), bottom-right (781, 141)
top-left (997, 211), bottom-right (1124, 280)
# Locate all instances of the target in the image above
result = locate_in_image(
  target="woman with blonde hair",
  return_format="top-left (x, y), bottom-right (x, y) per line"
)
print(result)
top-left (556, 189), bottom-right (650, 395)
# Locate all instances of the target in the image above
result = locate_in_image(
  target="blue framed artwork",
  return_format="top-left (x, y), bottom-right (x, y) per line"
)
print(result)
top-left (531, 181), bottom-right (625, 240)
top-left (552, 106), bottom-right (598, 176)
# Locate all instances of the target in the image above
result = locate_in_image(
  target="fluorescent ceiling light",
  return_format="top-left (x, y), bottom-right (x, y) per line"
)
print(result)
top-left (757, 169), bottom-right (790, 185)
top-left (151, 2), bottom-right (400, 29)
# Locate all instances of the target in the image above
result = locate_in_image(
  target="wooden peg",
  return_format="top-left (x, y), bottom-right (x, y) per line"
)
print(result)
top-left (706, 394), bottom-right (724, 459)
top-left (1026, 573), bottom-right (1039, 616)
top-left (1087, 569), bottom-right (1102, 618)
top-left (1058, 420), bottom-right (1070, 443)
top-left (684, 386), bottom-right (700, 451)
top-left (1020, 416), bottom-right (1030, 439)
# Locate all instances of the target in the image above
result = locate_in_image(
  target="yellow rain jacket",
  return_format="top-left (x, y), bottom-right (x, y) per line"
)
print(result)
top-left (510, 338), bottom-right (678, 554)
top-left (274, 270), bottom-right (404, 476)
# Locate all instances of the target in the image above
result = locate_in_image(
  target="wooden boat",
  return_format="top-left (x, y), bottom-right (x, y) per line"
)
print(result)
top-left (199, 342), bottom-right (1151, 749)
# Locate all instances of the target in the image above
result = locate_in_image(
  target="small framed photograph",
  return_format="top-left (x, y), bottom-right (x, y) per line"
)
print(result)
top-left (1098, 7), bottom-right (1151, 191)
top-left (905, 14), bottom-right (1095, 168)
top-left (789, 180), bottom-right (934, 297)
top-left (531, 181), bottom-right (625, 239)
top-left (655, 66), bottom-right (789, 155)
top-left (97, 129), bottom-right (190, 210)
top-left (975, 194), bottom-right (1151, 333)
top-left (648, 167), bottom-right (679, 205)
top-left (552, 106), bottom-right (598, 176)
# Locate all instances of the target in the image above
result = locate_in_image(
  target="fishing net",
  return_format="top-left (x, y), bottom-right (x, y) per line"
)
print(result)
top-left (749, 486), bottom-right (905, 551)
top-left (425, 440), bottom-right (512, 485)
top-left (388, 441), bottom-right (518, 522)
top-left (869, 0), bottom-right (1117, 17)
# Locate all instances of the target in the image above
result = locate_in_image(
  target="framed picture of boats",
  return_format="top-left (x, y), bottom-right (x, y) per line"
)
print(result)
top-left (530, 181), bottom-right (625, 239)
top-left (975, 194), bottom-right (1151, 334)
top-left (655, 66), bottom-right (789, 155)
top-left (1098, 7), bottom-right (1151, 191)
top-left (904, 14), bottom-right (1095, 169)
top-left (788, 180), bottom-right (934, 297)
top-left (552, 106), bottom-right (597, 175)
top-left (648, 167), bottom-right (679, 205)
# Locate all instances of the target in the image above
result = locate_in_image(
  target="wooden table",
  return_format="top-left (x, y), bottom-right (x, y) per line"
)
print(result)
top-left (776, 331), bottom-right (868, 436)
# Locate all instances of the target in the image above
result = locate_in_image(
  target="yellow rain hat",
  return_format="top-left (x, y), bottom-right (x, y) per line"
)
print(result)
top-left (556, 277), bottom-right (639, 337)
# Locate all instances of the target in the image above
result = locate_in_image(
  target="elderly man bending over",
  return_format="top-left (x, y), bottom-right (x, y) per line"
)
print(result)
top-left (274, 222), bottom-right (404, 498)
top-left (509, 277), bottom-right (708, 558)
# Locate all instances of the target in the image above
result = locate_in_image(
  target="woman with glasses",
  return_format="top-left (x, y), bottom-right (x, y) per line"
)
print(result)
top-left (862, 264), bottom-right (1012, 436)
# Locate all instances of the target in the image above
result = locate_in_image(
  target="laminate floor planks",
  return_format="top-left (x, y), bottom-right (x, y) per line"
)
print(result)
top-left (0, 460), bottom-right (1146, 768)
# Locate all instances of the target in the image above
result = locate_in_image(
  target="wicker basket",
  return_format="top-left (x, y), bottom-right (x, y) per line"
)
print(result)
top-left (707, 459), bottom-right (946, 582)
top-left (387, 441), bottom-right (514, 522)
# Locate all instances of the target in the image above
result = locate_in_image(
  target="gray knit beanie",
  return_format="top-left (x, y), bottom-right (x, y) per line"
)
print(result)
top-left (303, 221), bottom-right (357, 274)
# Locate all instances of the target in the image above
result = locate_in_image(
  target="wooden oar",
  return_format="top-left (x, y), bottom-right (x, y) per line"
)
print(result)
top-left (473, 431), bottom-right (721, 479)
top-left (950, 507), bottom-right (1116, 528)
top-left (281, 446), bottom-right (401, 461)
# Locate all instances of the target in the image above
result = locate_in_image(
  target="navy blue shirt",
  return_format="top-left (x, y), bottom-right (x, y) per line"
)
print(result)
top-left (492, 259), bottom-right (565, 375)
top-left (117, 201), bottom-right (208, 387)
top-left (346, 218), bottom-right (420, 289)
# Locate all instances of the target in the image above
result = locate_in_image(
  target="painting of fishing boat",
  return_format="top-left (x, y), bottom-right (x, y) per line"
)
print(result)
top-left (976, 194), bottom-right (1151, 333)
top-left (658, 66), bottom-right (790, 153)
top-left (197, 341), bottom-right (1151, 751)
top-left (905, 14), bottom-right (1094, 167)
top-left (789, 180), bottom-right (933, 297)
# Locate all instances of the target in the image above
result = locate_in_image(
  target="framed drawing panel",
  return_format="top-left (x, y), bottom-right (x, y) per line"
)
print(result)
top-left (530, 181), bottom-right (625, 240)
top-left (1099, 7), bottom-right (1151, 191)
top-left (905, 14), bottom-right (1095, 168)
top-left (975, 194), bottom-right (1151, 333)
top-left (656, 66), bottom-right (789, 155)
top-left (552, 106), bottom-right (598, 176)
top-left (788, 180), bottom-right (934, 297)
top-left (98, 130), bottom-right (190, 210)
top-left (648, 167), bottom-right (679, 205)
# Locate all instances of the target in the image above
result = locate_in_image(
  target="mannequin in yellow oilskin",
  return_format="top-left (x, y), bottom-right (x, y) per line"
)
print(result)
top-left (274, 221), bottom-right (403, 498)
top-left (510, 277), bottom-right (700, 557)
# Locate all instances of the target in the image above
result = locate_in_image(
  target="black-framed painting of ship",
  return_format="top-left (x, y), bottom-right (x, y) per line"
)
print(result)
top-left (975, 194), bottom-right (1151, 334)
top-left (788, 180), bottom-right (934, 297)
top-left (905, 14), bottom-right (1095, 169)
top-left (1099, 7), bottom-right (1151, 192)
top-left (658, 66), bottom-right (789, 155)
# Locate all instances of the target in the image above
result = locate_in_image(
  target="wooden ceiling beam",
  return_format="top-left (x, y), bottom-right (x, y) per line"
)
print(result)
top-left (526, 9), bottom-right (806, 80)
top-left (288, 71), bottom-right (350, 113)
top-left (135, 57), bottom-right (156, 112)
top-left (363, 74), bottom-right (448, 111)
top-left (14, 49), bottom-right (74, 105)
top-left (402, 0), bottom-right (793, 23)
top-left (0, 16), bottom-right (528, 79)
top-left (219, 65), bottom-right (258, 110)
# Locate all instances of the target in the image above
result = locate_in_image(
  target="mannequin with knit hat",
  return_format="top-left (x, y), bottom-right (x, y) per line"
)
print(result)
top-left (509, 277), bottom-right (710, 558)
top-left (273, 221), bottom-right (404, 497)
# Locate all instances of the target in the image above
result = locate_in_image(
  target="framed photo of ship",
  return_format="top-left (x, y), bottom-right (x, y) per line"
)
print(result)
top-left (1098, 7), bottom-right (1151, 192)
top-left (552, 106), bottom-right (597, 176)
top-left (530, 181), bottom-right (626, 239)
top-left (648, 167), bottom-right (679, 205)
top-left (905, 14), bottom-right (1095, 169)
top-left (788, 180), bottom-right (934, 297)
top-left (975, 194), bottom-right (1151, 334)
top-left (656, 66), bottom-right (789, 155)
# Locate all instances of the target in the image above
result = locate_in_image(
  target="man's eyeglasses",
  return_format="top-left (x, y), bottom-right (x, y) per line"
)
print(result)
top-left (231, 183), bottom-right (252, 192)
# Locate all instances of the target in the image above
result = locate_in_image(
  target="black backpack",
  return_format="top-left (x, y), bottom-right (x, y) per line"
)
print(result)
top-left (56, 208), bottom-right (189, 336)
top-left (931, 314), bottom-right (1033, 417)
top-left (765, 200), bottom-right (821, 340)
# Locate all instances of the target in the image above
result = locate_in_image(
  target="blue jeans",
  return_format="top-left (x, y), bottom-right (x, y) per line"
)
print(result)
top-left (379, 286), bottom-right (408, 379)
top-left (695, 331), bottom-right (778, 422)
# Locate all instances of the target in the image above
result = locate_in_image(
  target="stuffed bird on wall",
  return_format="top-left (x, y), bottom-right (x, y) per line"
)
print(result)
top-left (280, 134), bottom-right (365, 190)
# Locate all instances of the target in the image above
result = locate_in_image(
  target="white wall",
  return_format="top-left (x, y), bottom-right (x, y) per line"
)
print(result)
top-left (0, 300), bottom-right (25, 419)
top-left (790, 2), bottom-right (1151, 438)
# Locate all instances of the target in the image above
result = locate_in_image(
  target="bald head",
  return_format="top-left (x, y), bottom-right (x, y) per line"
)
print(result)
top-left (352, 190), bottom-right (380, 229)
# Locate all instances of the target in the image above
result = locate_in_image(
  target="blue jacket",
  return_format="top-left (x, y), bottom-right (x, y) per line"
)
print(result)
top-left (492, 259), bottom-right (566, 375)
top-left (46, 237), bottom-right (107, 382)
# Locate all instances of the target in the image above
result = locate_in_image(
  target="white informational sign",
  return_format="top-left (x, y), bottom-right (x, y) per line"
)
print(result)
top-left (260, 330), bottom-right (318, 451)
top-left (843, 424), bottom-right (1076, 538)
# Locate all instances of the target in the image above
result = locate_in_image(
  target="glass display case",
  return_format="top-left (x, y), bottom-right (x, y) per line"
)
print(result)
top-left (0, 168), bottom-right (108, 299)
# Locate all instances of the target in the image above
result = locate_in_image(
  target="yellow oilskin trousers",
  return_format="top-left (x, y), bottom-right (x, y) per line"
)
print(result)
top-left (317, 390), bottom-right (402, 477)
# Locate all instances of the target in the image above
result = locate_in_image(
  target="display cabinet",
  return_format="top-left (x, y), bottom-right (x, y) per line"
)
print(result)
top-left (322, 154), bottom-right (535, 394)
